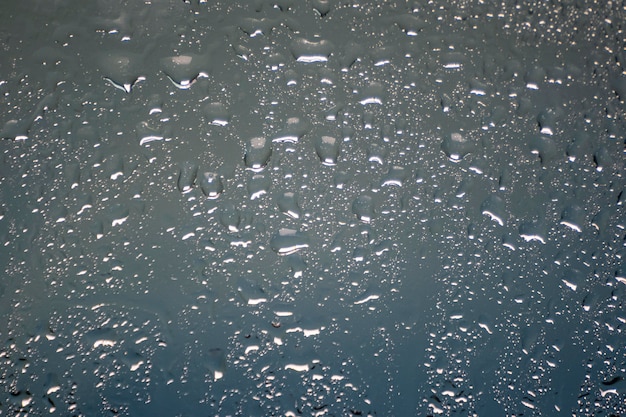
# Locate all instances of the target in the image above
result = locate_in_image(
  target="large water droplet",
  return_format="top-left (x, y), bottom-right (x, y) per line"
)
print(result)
top-left (220, 203), bottom-right (241, 232)
top-left (247, 174), bottom-right (270, 200)
top-left (560, 204), bottom-right (585, 233)
top-left (100, 51), bottom-right (144, 93)
top-left (244, 137), bottom-right (272, 171)
top-left (272, 117), bottom-right (311, 143)
top-left (314, 135), bottom-right (340, 166)
top-left (178, 161), bottom-right (198, 192)
top-left (161, 54), bottom-right (209, 89)
top-left (270, 228), bottom-right (310, 255)
top-left (198, 172), bottom-right (223, 199)
top-left (441, 132), bottom-right (476, 162)
top-left (290, 38), bottom-right (333, 63)
top-left (204, 102), bottom-right (230, 126)
top-left (352, 194), bottom-right (375, 223)
top-left (481, 195), bottom-right (506, 226)
top-left (381, 166), bottom-right (408, 187)
top-left (358, 81), bottom-right (385, 105)
top-left (277, 192), bottom-right (301, 219)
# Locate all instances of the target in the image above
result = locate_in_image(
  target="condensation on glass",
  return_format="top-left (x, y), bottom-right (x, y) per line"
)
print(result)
top-left (0, 1), bottom-right (625, 416)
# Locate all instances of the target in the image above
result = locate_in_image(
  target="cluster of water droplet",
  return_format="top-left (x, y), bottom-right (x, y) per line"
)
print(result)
top-left (1, 0), bottom-right (625, 416)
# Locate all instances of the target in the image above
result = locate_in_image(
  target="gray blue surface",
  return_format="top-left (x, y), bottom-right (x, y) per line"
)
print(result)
top-left (1, 1), bottom-right (625, 415)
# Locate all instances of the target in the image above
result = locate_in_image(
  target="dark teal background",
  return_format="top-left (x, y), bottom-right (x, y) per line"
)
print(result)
top-left (1, 1), bottom-right (625, 415)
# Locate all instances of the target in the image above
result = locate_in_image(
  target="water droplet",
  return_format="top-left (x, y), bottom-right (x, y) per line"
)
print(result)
top-left (270, 228), bottom-right (310, 255)
top-left (352, 194), bottom-right (375, 223)
top-left (220, 203), bottom-right (241, 232)
top-left (391, 14), bottom-right (427, 36)
top-left (441, 132), bottom-right (476, 162)
top-left (333, 170), bottom-right (349, 189)
top-left (358, 81), bottom-right (385, 105)
top-left (481, 195), bottom-right (506, 226)
top-left (367, 143), bottom-right (388, 164)
top-left (519, 220), bottom-right (547, 244)
top-left (566, 131), bottom-right (592, 162)
top-left (244, 137), bottom-right (272, 171)
top-left (272, 117), bottom-right (311, 143)
top-left (311, 0), bottom-right (331, 17)
top-left (529, 135), bottom-right (558, 166)
top-left (161, 54), bottom-right (210, 89)
top-left (314, 135), bottom-right (340, 166)
top-left (178, 161), bottom-right (198, 192)
top-left (198, 172), bottom-right (223, 199)
top-left (594, 146), bottom-right (613, 171)
top-left (381, 166), bottom-right (408, 187)
top-left (290, 38), bottom-right (333, 63)
top-left (204, 102), bottom-right (230, 126)
top-left (591, 209), bottom-right (610, 234)
top-left (237, 276), bottom-right (267, 306)
top-left (560, 205), bottom-right (585, 233)
top-left (100, 52), bottom-right (144, 93)
top-left (204, 348), bottom-right (226, 381)
top-left (277, 192), bottom-right (301, 219)
top-left (537, 108), bottom-right (557, 135)
top-left (247, 174), bottom-right (270, 200)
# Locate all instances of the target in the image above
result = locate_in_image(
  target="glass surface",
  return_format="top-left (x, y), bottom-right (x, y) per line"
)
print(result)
top-left (1, 1), bottom-right (625, 415)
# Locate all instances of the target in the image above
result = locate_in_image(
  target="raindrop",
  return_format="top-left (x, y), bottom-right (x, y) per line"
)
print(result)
top-left (352, 194), bottom-right (375, 223)
top-left (270, 228), bottom-right (310, 255)
top-left (441, 132), bottom-right (477, 162)
top-left (161, 54), bottom-right (210, 89)
top-left (529, 135), bottom-right (558, 166)
top-left (204, 102), bottom-right (230, 126)
top-left (178, 161), bottom-right (198, 192)
top-left (244, 137), bottom-right (272, 171)
top-left (560, 204), bottom-right (585, 233)
top-left (314, 135), bottom-right (340, 166)
top-left (197, 172), bottom-right (223, 199)
top-left (272, 117), bottom-right (311, 143)
top-left (277, 192), bottom-right (301, 219)
top-left (367, 143), bottom-right (388, 165)
top-left (358, 81), bottom-right (385, 105)
top-left (220, 203), bottom-right (241, 232)
top-left (311, 0), bottom-right (331, 17)
top-left (100, 51), bottom-right (145, 93)
top-left (290, 38), bottom-right (333, 63)
top-left (519, 219), bottom-right (547, 244)
top-left (381, 166), bottom-right (408, 187)
top-left (247, 174), bottom-right (270, 200)
top-left (481, 195), bottom-right (506, 226)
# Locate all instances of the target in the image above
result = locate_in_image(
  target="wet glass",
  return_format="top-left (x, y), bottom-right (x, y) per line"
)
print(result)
top-left (1, 1), bottom-right (625, 415)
